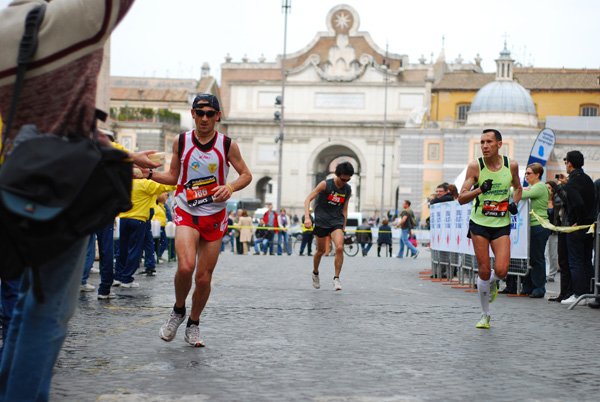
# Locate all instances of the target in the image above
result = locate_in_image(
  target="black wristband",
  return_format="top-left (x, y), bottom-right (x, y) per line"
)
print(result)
top-left (147, 169), bottom-right (153, 180)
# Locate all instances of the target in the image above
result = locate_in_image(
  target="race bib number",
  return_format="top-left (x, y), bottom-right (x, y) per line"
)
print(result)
top-left (327, 192), bottom-right (346, 206)
top-left (184, 176), bottom-right (218, 207)
top-left (482, 198), bottom-right (508, 217)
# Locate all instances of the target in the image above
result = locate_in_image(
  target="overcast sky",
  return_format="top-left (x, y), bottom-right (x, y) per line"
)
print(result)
top-left (2, 0), bottom-right (599, 82)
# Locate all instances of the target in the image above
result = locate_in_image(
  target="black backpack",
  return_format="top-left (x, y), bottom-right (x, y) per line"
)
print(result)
top-left (0, 5), bottom-right (133, 302)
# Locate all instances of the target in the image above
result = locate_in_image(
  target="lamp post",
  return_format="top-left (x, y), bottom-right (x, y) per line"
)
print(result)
top-left (379, 44), bottom-right (389, 220)
top-left (276, 0), bottom-right (291, 210)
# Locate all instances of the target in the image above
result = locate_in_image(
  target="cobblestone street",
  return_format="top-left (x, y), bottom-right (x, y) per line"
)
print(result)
top-left (51, 250), bottom-right (600, 401)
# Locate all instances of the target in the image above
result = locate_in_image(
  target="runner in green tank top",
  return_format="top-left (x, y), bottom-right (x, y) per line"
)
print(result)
top-left (458, 129), bottom-right (522, 329)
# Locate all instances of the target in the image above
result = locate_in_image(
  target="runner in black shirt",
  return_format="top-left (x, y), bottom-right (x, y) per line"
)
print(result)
top-left (304, 162), bottom-right (354, 290)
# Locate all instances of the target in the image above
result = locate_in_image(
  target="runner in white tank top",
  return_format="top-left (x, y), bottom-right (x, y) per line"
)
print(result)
top-left (145, 94), bottom-right (252, 347)
top-left (174, 130), bottom-right (230, 217)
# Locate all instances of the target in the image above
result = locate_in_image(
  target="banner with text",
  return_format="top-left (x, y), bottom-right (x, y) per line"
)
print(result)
top-left (429, 200), bottom-right (530, 259)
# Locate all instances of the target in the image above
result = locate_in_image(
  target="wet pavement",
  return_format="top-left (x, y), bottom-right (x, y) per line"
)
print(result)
top-left (51, 249), bottom-right (600, 401)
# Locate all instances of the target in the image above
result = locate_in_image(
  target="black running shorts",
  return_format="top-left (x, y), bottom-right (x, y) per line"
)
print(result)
top-left (313, 225), bottom-right (344, 238)
top-left (467, 220), bottom-right (511, 240)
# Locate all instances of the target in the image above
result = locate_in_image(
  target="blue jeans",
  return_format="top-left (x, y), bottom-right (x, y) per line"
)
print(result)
top-left (115, 218), bottom-right (146, 284)
top-left (398, 228), bottom-right (418, 258)
top-left (522, 225), bottom-right (550, 295)
top-left (254, 238), bottom-right (272, 253)
top-left (277, 231), bottom-right (292, 255)
top-left (143, 210), bottom-right (156, 270)
top-left (300, 232), bottom-right (313, 255)
top-left (0, 236), bottom-right (87, 401)
top-left (359, 242), bottom-right (373, 254)
top-left (84, 224), bottom-right (116, 296)
top-left (567, 229), bottom-right (594, 296)
top-left (158, 227), bottom-right (167, 258)
top-left (0, 279), bottom-right (21, 359)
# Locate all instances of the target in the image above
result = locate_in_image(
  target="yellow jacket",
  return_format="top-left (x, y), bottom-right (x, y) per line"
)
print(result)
top-left (119, 179), bottom-right (175, 221)
top-left (153, 202), bottom-right (167, 227)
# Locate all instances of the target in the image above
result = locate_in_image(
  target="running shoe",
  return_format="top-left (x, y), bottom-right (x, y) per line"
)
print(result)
top-left (159, 310), bottom-right (186, 342)
top-left (489, 280), bottom-right (498, 303)
top-left (97, 291), bottom-right (116, 300)
top-left (312, 272), bottom-right (320, 289)
top-left (184, 324), bottom-right (205, 347)
top-left (80, 283), bottom-right (95, 292)
top-left (475, 314), bottom-right (490, 329)
top-left (120, 281), bottom-right (139, 288)
top-left (333, 277), bottom-right (342, 291)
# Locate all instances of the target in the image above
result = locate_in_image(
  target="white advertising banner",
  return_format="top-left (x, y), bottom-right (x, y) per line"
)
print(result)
top-left (430, 200), bottom-right (530, 259)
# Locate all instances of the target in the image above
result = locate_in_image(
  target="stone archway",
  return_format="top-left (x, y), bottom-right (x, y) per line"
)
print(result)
top-left (311, 145), bottom-right (362, 212)
top-left (255, 176), bottom-right (273, 206)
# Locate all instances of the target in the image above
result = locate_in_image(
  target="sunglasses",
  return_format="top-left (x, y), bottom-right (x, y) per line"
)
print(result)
top-left (340, 177), bottom-right (351, 182)
top-left (524, 172), bottom-right (533, 175)
top-left (194, 109), bottom-right (218, 118)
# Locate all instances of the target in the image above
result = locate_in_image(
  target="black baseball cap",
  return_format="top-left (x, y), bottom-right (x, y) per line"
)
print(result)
top-left (193, 94), bottom-right (220, 111)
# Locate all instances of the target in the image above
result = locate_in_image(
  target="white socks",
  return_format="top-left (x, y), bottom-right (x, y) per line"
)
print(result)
top-left (490, 269), bottom-right (500, 282)
top-left (477, 276), bottom-right (490, 316)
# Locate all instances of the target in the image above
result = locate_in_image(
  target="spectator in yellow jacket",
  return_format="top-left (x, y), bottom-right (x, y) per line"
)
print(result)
top-left (153, 192), bottom-right (169, 263)
top-left (115, 180), bottom-right (175, 287)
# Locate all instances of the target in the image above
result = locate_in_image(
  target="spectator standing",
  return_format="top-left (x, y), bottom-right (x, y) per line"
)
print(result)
top-left (234, 209), bottom-right (243, 254)
top-left (115, 179), bottom-right (175, 287)
top-left (520, 163), bottom-right (551, 298)
top-left (559, 151), bottom-right (595, 305)
top-left (0, 1), bottom-right (161, 399)
top-left (277, 208), bottom-right (292, 255)
top-left (263, 204), bottom-right (278, 255)
top-left (546, 181), bottom-right (572, 302)
top-left (394, 200), bottom-right (419, 259)
top-left (544, 181), bottom-right (559, 282)
top-left (238, 210), bottom-right (254, 255)
top-left (154, 192), bottom-right (169, 263)
top-left (430, 183), bottom-right (456, 205)
top-left (299, 210), bottom-right (315, 256)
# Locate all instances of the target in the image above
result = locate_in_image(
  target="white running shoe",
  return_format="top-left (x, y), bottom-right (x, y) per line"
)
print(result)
top-left (80, 283), bottom-right (95, 292)
top-left (120, 281), bottom-right (139, 288)
top-left (112, 280), bottom-right (122, 286)
top-left (333, 278), bottom-right (342, 291)
top-left (90, 267), bottom-right (100, 274)
top-left (184, 324), bottom-right (205, 347)
top-left (561, 295), bottom-right (587, 305)
top-left (159, 310), bottom-right (186, 342)
top-left (97, 291), bottom-right (116, 300)
top-left (312, 272), bottom-right (320, 289)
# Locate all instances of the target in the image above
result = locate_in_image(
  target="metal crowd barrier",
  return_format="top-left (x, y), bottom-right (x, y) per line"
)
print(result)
top-left (567, 214), bottom-right (600, 310)
top-left (430, 250), bottom-right (530, 292)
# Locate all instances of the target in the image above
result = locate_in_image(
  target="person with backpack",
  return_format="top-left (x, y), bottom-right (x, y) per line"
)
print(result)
top-left (394, 200), bottom-right (419, 259)
top-left (0, 1), bottom-right (161, 400)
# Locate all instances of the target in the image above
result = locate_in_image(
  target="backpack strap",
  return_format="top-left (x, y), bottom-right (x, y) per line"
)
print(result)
top-left (503, 155), bottom-right (509, 168)
top-left (1, 4), bottom-right (47, 155)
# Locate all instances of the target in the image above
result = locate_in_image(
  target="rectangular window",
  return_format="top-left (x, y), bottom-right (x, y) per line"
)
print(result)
top-left (457, 104), bottom-right (470, 121)
top-left (427, 143), bottom-right (440, 161)
top-left (581, 106), bottom-right (599, 116)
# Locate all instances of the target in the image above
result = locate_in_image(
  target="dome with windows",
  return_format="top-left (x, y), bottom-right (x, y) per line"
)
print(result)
top-left (470, 80), bottom-right (536, 114)
top-left (466, 44), bottom-right (538, 127)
